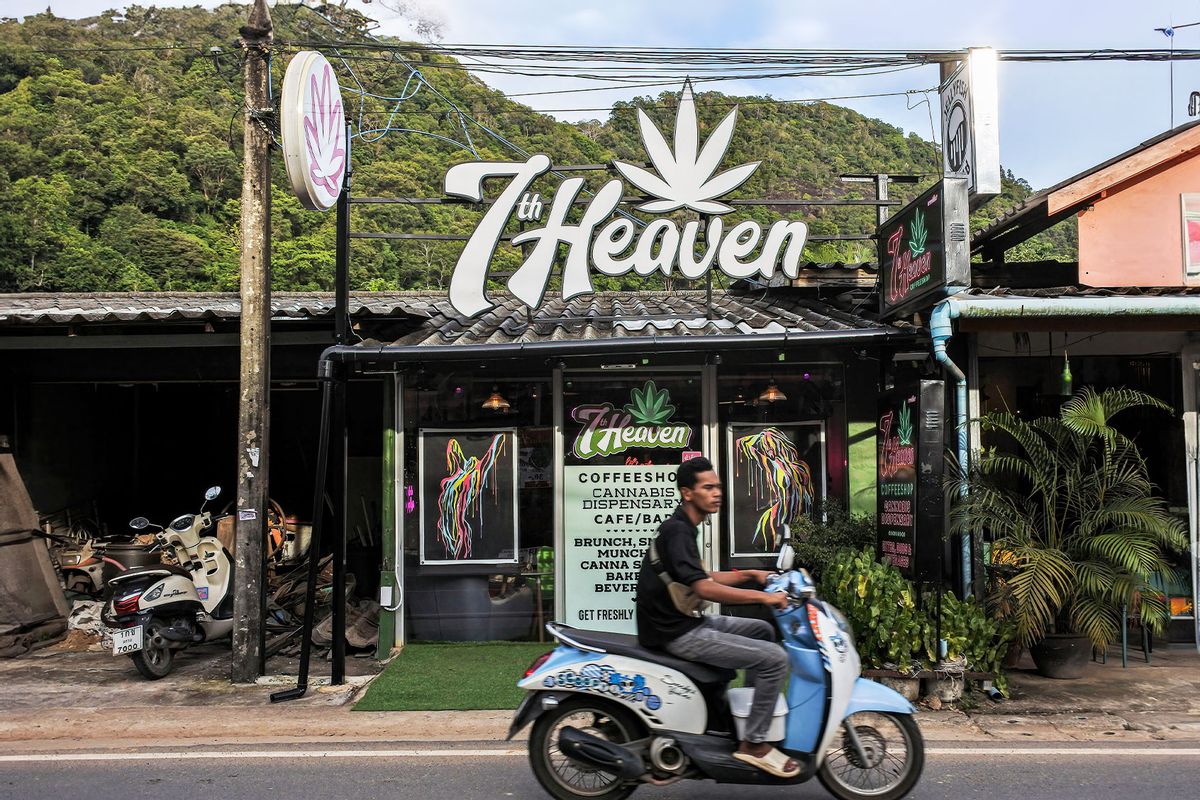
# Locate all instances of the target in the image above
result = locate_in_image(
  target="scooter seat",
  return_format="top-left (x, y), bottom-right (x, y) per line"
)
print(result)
top-left (549, 624), bottom-right (737, 686)
top-left (108, 563), bottom-right (193, 584)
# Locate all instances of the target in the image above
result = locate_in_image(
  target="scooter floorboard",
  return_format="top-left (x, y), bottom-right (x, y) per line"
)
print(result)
top-left (671, 732), bottom-right (815, 785)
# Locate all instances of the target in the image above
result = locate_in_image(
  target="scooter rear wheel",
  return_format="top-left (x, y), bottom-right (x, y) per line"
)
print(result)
top-left (528, 697), bottom-right (642, 800)
top-left (817, 711), bottom-right (923, 800)
top-left (130, 619), bottom-right (175, 680)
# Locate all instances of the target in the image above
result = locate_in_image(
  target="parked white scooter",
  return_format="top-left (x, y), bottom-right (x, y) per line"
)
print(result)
top-left (101, 486), bottom-right (234, 679)
top-left (510, 543), bottom-right (923, 800)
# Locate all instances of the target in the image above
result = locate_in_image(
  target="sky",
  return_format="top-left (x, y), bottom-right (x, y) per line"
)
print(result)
top-left (10, 0), bottom-right (1200, 191)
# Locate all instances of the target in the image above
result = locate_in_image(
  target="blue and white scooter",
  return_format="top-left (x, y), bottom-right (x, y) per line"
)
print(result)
top-left (509, 544), bottom-right (923, 800)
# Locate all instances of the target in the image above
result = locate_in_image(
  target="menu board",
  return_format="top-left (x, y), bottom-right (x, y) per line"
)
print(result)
top-left (876, 382), bottom-right (945, 580)
top-left (562, 465), bottom-right (677, 633)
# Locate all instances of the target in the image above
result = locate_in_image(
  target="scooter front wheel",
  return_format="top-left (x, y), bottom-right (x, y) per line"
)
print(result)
top-left (130, 619), bottom-right (175, 680)
top-left (817, 711), bottom-right (923, 800)
top-left (528, 697), bottom-right (642, 800)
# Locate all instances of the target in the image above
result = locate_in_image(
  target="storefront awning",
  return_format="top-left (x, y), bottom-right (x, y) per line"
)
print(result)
top-left (323, 289), bottom-right (910, 363)
top-left (943, 288), bottom-right (1200, 332)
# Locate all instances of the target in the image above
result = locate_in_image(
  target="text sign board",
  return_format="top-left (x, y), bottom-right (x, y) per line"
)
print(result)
top-left (878, 178), bottom-right (969, 321)
top-left (443, 81), bottom-right (814, 319)
top-left (876, 381), bottom-right (945, 581)
top-left (940, 47), bottom-right (1000, 202)
top-left (563, 465), bottom-right (677, 634)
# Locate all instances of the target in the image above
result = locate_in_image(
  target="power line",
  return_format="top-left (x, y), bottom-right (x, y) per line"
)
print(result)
top-left (346, 88), bottom-right (937, 116)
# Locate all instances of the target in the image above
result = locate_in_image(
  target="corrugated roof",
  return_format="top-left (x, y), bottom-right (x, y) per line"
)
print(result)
top-left (959, 285), bottom-right (1200, 299)
top-left (0, 290), bottom-right (906, 353)
top-left (0, 292), bottom-right (422, 326)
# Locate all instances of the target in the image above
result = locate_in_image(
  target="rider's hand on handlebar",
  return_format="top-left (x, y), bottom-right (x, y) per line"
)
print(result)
top-left (762, 591), bottom-right (791, 610)
top-left (740, 569), bottom-right (775, 587)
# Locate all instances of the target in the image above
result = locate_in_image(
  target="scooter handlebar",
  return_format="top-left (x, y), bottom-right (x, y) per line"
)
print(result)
top-left (766, 569), bottom-right (816, 608)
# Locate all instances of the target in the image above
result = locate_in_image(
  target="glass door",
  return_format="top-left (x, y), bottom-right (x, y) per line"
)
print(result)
top-left (558, 372), bottom-right (703, 634)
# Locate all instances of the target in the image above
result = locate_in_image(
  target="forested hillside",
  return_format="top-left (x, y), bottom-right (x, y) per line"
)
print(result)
top-left (0, 4), bottom-right (1074, 294)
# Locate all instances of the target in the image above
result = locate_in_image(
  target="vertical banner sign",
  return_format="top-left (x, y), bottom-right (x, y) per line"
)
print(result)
top-left (876, 382), bottom-right (945, 580)
top-left (878, 178), bottom-right (970, 320)
top-left (940, 47), bottom-right (1000, 202)
top-left (563, 466), bottom-right (678, 633)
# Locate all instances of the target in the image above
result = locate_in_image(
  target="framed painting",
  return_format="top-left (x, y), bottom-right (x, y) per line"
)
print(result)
top-left (419, 428), bottom-right (519, 565)
top-left (726, 422), bottom-right (826, 557)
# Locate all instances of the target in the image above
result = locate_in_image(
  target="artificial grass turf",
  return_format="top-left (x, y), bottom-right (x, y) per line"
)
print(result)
top-left (354, 641), bottom-right (555, 711)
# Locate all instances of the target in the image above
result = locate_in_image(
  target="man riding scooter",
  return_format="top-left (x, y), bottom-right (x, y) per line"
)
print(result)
top-left (635, 456), bottom-right (798, 779)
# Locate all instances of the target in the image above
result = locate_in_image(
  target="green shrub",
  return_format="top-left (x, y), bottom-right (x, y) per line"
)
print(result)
top-left (820, 546), bottom-right (927, 674)
top-left (820, 546), bottom-right (1011, 694)
top-left (789, 502), bottom-right (876, 582)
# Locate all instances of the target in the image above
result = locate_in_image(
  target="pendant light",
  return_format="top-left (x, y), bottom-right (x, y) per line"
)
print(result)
top-left (758, 379), bottom-right (787, 404)
top-left (481, 385), bottom-right (510, 412)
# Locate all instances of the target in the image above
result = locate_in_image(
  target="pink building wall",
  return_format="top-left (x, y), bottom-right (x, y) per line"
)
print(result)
top-left (1077, 155), bottom-right (1200, 287)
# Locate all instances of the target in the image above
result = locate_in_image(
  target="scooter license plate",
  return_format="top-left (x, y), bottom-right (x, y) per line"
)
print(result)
top-left (112, 626), bottom-right (143, 655)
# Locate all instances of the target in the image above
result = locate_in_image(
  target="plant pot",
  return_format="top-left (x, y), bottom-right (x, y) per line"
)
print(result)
top-left (926, 660), bottom-right (966, 702)
top-left (1029, 633), bottom-right (1091, 679)
top-left (878, 676), bottom-right (921, 702)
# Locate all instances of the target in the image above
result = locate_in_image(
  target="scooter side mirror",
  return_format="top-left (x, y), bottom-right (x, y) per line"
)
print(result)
top-left (129, 517), bottom-right (150, 530)
top-left (205, 486), bottom-right (222, 501)
top-left (775, 542), bottom-right (795, 572)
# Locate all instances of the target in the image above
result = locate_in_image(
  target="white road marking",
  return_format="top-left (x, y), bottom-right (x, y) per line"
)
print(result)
top-left (0, 746), bottom-right (1197, 763)
top-left (927, 748), bottom-right (1200, 756)
top-left (0, 749), bottom-right (525, 762)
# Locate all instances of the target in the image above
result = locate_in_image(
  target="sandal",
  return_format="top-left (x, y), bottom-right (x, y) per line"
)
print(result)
top-left (732, 746), bottom-right (801, 778)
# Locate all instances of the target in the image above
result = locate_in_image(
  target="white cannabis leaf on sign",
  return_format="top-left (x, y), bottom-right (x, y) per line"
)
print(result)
top-left (614, 81), bottom-right (760, 215)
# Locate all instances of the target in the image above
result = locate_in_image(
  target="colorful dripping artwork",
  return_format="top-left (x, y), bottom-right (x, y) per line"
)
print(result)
top-left (419, 429), bottom-right (519, 564)
top-left (729, 424), bottom-right (823, 556)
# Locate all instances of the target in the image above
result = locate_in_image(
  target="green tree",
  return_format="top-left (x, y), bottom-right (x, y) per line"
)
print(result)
top-left (952, 388), bottom-right (1188, 649)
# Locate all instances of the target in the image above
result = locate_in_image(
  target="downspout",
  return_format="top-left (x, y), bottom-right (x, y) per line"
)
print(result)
top-left (930, 298), bottom-right (972, 597)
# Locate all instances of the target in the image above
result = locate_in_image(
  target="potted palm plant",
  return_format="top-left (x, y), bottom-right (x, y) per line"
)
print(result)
top-left (952, 388), bottom-right (1187, 679)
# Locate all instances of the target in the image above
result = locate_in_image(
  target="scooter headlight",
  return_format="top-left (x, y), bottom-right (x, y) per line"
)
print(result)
top-left (58, 553), bottom-right (83, 567)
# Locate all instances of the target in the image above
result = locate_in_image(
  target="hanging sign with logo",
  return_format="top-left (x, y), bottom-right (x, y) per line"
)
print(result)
top-left (877, 178), bottom-right (969, 320)
top-left (280, 51), bottom-right (347, 211)
top-left (444, 82), bottom-right (811, 318)
top-left (876, 381), bottom-right (945, 581)
top-left (940, 47), bottom-right (1000, 202)
top-left (571, 381), bottom-right (693, 459)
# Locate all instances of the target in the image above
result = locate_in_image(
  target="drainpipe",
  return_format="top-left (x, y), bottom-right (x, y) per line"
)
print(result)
top-left (930, 298), bottom-right (972, 597)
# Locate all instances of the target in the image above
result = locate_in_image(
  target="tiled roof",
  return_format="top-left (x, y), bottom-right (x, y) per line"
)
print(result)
top-left (368, 290), bottom-right (896, 348)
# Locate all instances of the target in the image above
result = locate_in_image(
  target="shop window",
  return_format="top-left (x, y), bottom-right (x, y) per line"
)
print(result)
top-left (718, 366), bottom-right (846, 564)
top-left (402, 375), bottom-right (552, 571)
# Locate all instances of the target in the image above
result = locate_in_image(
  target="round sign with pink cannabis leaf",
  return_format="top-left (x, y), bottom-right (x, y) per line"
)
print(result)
top-left (281, 51), bottom-right (346, 211)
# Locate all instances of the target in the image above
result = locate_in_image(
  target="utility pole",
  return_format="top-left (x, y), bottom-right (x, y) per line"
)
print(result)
top-left (232, 0), bottom-right (273, 684)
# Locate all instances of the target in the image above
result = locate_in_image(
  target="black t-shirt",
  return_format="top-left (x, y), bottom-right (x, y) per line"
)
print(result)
top-left (636, 505), bottom-right (710, 648)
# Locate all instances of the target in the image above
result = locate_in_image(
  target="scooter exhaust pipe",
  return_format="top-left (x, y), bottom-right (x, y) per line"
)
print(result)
top-left (558, 726), bottom-right (644, 780)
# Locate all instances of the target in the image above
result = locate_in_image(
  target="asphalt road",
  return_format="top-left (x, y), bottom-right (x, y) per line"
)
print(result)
top-left (1, 743), bottom-right (1197, 800)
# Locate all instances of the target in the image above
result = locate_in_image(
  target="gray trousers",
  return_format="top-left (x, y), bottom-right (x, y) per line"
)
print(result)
top-left (663, 614), bottom-right (787, 743)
